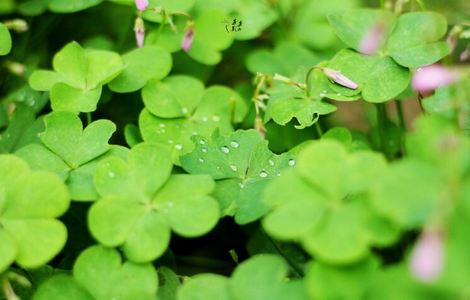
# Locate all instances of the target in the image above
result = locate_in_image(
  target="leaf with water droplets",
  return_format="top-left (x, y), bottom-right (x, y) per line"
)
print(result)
top-left (180, 129), bottom-right (296, 224)
top-left (89, 143), bottom-right (219, 262)
top-left (140, 78), bottom-right (248, 164)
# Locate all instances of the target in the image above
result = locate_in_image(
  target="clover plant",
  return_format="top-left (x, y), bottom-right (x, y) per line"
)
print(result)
top-left (0, 0), bottom-right (469, 299)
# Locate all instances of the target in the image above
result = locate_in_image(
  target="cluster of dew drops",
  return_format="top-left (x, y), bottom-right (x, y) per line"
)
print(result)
top-left (196, 137), bottom-right (297, 185)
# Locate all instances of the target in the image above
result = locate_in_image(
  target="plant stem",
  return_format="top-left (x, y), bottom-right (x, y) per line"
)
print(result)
top-left (376, 103), bottom-right (387, 154)
top-left (315, 121), bottom-right (323, 137)
top-left (2, 274), bottom-right (18, 300)
top-left (263, 231), bottom-right (304, 278)
top-left (305, 66), bottom-right (318, 97)
top-left (417, 93), bottom-right (425, 113)
top-left (395, 100), bottom-right (406, 132)
top-left (86, 112), bottom-right (92, 125)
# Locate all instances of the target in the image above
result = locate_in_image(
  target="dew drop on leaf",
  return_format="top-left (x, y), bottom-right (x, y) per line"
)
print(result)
top-left (221, 146), bottom-right (230, 154)
top-left (198, 157), bottom-right (204, 163)
top-left (108, 171), bottom-right (115, 178)
top-left (175, 144), bottom-right (183, 150)
top-left (212, 115), bottom-right (220, 122)
top-left (230, 165), bottom-right (238, 171)
top-left (230, 141), bottom-right (240, 148)
top-left (201, 147), bottom-right (208, 153)
top-left (259, 170), bottom-right (268, 178)
top-left (288, 159), bottom-right (296, 166)
top-left (182, 107), bottom-right (188, 114)
top-left (199, 139), bottom-right (206, 145)
top-left (201, 116), bottom-right (208, 122)
top-left (268, 159), bottom-right (275, 166)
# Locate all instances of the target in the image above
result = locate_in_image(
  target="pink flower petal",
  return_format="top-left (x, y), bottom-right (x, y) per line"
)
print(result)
top-left (410, 230), bottom-right (444, 282)
top-left (134, 0), bottom-right (149, 11)
top-left (359, 23), bottom-right (385, 55)
top-left (182, 29), bottom-right (194, 52)
top-left (412, 65), bottom-right (459, 93)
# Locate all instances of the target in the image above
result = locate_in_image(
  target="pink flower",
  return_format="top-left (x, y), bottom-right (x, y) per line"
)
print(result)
top-left (460, 48), bottom-right (469, 63)
top-left (182, 28), bottom-right (194, 52)
top-left (412, 65), bottom-right (459, 93)
top-left (134, 17), bottom-right (145, 48)
top-left (359, 23), bottom-right (385, 55)
top-left (134, 0), bottom-right (148, 11)
top-left (320, 67), bottom-right (358, 90)
top-left (410, 230), bottom-right (444, 282)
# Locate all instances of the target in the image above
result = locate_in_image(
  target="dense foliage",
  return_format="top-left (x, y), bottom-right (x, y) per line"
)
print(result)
top-left (1, 0), bottom-right (470, 299)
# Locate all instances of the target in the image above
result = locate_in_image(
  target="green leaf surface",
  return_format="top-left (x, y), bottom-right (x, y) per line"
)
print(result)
top-left (48, 0), bottom-right (103, 13)
top-left (0, 155), bottom-right (70, 272)
top-left (109, 46), bottom-right (172, 93)
top-left (181, 130), bottom-right (296, 224)
top-left (140, 80), bottom-right (247, 164)
top-left (89, 143), bottom-right (219, 262)
top-left (0, 22), bottom-right (12, 56)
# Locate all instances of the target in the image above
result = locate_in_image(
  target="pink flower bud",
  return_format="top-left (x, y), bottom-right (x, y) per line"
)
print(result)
top-left (412, 65), bottom-right (459, 93)
top-left (320, 67), bottom-right (358, 90)
top-left (410, 230), bottom-right (444, 282)
top-left (134, 0), bottom-right (148, 11)
top-left (134, 17), bottom-right (145, 48)
top-left (182, 28), bottom-right (194, 52)
top-left (359, 23), bottom-right (385, 55)
top-left (460, 48), bottom-right (469, 63)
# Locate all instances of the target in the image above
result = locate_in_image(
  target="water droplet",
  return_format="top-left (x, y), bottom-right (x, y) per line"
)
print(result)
top-left (201, 116), bottom-right (208, 122)
top-left (108, 172), bottom-right (115, 178)
top-left (336, 93), bottom-right (341, 96)
top-left (320, 93), bottom-right (326, 97)
top-left (182, 107), bottom-right (188, 114)
top-left (199, 139), bottom-right (206, 145)
top-left (216, 166), bottom-right (221, 170)
top-left (230, 165), bottom-right (238, 171)
top-left (268, 159), bottom-right (275, 166)
top-left (167, 202), bottom-right (174, 208)
top-left (159, 123), bottom-right (165, 128)
top-left (175, 144), bottom-right (183, 150)
top-left (322, 90), bottom-right (327, 93)
top-left (259, 170), bottom-right (268, 178)
top-left (212, 115), bottom-right (220, 122)
top-left (221, 146), bottom-right (230, 154)
top-left (239, 183), bottom-right (245, 189)
top-left (276, 172), bottom-right (281, 176)
top-left (288, 159), bottom-right (296, 166)
top-left (198, 158), bottom-right (204, 163)
top-left (230, 141), bottom-right (239, 148)
top-left (168, 139), bottom-right (173, 144)
top-left (201, 147), bottom-right (208, 153)
top-left (105, 162), bottom-right (111, 167)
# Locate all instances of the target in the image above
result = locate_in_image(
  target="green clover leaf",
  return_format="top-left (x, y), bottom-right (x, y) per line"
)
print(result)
top-left (108, 46), bottom-right (172, 93)
top-left (180, 129), bottom-right (296, 224)
top-left (325, 48), bottom-right (410, 103)
top-left (139, 75), bottom-right (247, 164)
top-left (195, 0), bottom-right (277, 41)
top-left (246, 42), bottom-right (321, 76)
top-left (305, 256), bottom-right (378, 300)
top-left (29, 41), bottom-right (124, 113)
top-left (0, 22), bottom-right (12, 56)
top-left (185, 10), bottom-right (234, 65)
top-left (262, 140), bottom-right (399, 264)
top-left (329, 10), bottom-right (449, 68)
top-left (0, 154), bottom-right (70, 273)
top-left (326, 10), bottom-right (450, 102)
top-left (265, 71), bottom-right (338, 129)
top-left (48, 0), bottom-right (103, 13)
top-left (89, 143), bottom-right (219, 262)
top-left (33, 245), bottom-right (158, 300)
top-left (178, 255), bottom-right (309, 300)
top-left (15, 111), bottom-right (124, 201)
top-left (293, 0), bottom-right (359, 49)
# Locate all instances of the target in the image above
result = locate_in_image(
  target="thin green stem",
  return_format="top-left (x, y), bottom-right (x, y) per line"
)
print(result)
top-left (153, 22), bottom-right (166, 43)
top-left (86, 112), bottom-right (92, 125)
top-left (395, 100), bottom-right (406, 132)
top-left (315, 121), bottom-right (323, 137)
top-left (2, 274), bottom-right (18, 300)
top-left (305, 66), bottom-right (318, 97)
top-left (417, 93), bottom-right (425, 113)
top-left (376, 103), bottom-right (387, 154)
top-left (263, 231), bottom-right (304, 278)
